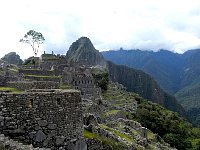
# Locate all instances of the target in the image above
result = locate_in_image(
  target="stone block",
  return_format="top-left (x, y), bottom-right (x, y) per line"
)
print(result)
top-left (38, 120), bottom-right (48, 127)
top-left (55, 136), bottom-right (65, 146)
top-left (35, 130), bottom-right (47, 143)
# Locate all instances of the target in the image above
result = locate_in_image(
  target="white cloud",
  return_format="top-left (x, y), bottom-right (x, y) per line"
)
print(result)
top-left (0, 0), bottom-right (200, 59)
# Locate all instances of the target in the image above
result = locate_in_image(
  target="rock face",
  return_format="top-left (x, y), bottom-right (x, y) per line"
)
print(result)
top-left (66, 37), bottom-right (106, 66)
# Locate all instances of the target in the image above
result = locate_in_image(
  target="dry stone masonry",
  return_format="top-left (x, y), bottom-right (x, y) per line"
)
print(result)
top-left (0, 89), bottom-right (85, 149)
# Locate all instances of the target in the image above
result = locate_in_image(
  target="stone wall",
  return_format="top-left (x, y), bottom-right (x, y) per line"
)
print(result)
top-left (0, 89), bottom-right (84, 149)
top-left (6, 81), bottom-right (59, 90)
top-left (19, 69), bottom-right (60, 76)
top-left (0, 75), bottom-right (6, 86)
top-left (73, 77), bottom-right (95, 87)
top-left (24, 75), bottom-right (61, 82)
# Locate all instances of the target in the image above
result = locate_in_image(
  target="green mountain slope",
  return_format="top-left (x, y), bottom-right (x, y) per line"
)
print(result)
top-left (106, 61), bottom-right (187, 118)
top-left (175, 81), bottom-right (200, 127)
top-left (102, 83), bottom-right (200, 150)
top-left (102, 49), bottom-right (183, 94)
top-left (102, 49), bottom-right (200, 126)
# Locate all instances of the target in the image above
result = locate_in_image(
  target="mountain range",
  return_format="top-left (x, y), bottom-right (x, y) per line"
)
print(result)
top-left (102, 49), bottom-right (200, 126)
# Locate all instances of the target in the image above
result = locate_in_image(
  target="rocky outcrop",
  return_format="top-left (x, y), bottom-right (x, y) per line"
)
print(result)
top-left (66, 37), bottom-right (106, 66)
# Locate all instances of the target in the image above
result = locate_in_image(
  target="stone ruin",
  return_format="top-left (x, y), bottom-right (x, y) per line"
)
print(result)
top-left (0, 89), bottom-right (86, 149)
top-left (0, 52), bottom-right (141, 149)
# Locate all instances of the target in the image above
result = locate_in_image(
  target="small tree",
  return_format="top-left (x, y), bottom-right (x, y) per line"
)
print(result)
top-left (20, 30), bottom-right (45, 57)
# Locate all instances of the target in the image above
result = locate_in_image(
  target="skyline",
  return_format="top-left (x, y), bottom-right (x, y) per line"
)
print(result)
top-left (1, 0), bottom-right (200, 59)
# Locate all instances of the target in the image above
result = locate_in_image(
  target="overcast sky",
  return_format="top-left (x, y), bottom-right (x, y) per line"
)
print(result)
top-left (1, 0), bottom-right (200, 59)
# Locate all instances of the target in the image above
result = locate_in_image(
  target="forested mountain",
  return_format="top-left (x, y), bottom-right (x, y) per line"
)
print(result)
top-left (102, 49), bottom-right (200, 126)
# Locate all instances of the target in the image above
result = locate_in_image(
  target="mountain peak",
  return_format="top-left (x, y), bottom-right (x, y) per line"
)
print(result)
top-left (78, 36), bottom-right (92, 44)
top-left (66, 37), bottom-right (106, 66)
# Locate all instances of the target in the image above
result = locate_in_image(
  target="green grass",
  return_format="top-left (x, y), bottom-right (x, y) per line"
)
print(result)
top-left (84, 128), bottom-right (128, 150)
top-left (104, 109), bottom-right (120, 116)
top-left (0, 87), bottom-right (23, 93)
top-left (9, 68), bottom-right (19, 72)
top-left (21, 68), bottom-right (41, 71)
top-left (99, 124), bottom-right (133, 143)
top-left (84, 129), bottom-right (97, 139)
top-left (147, 130), bottom-right (155, 140)
top-left (59, 84), bottom-right (72, 89)
top-left (25, 75), bottom-right (61, 78)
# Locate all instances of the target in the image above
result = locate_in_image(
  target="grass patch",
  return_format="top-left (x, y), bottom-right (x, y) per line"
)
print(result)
top-left (25, 75), bottom-right (61, 78)
top-left (9, 68), bottom-right (19, 73)
top-left (99, 124), bottom-right (133, 143)
top-left (84, 129), bottom-right (97, 139)
top-left (84, 128), bottom-right (128, 150)
top-left (104, 109), bottom-right (120, 116)
top-left (0, 87), bottom-right (23, 93)
top-left (59, 84), bottom-right (72, 89)
top-left (147, 130), bottom-right (155, 140)
top-left (21, 68), bottom-right (41, 71)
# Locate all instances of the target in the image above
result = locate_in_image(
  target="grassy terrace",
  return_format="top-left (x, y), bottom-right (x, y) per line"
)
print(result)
top-left (104, 109), bottom-right (120, 116)
top-left (84, 128), bottom-right (129, 150)
top-left (0, 87), bottom-right (23, 94)
top-left (25, 75), bottom-right (61, 78)
top-left (59, 84), bottom-right (73, 89)
top-left (99, 124), bottom-right (134, 144)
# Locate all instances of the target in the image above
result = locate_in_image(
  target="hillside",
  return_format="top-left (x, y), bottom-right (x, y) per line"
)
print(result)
top-left (106, 61), bottom-right (186, 118)
top-left (175, 81), bottom-right (200, 126)
top-left (102, 49), bottom-right (200, 126)
top-left (102, 49), bottom-right (183, 94)
top-left (102, 83), bottom-right (200, 150)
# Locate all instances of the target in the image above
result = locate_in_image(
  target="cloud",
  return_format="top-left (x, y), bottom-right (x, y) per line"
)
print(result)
top-left (0, 0), bottom-right (200, 59)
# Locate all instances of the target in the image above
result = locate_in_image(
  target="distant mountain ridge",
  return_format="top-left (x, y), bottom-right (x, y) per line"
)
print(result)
top-left (102, 49), bottom-right (200, 126)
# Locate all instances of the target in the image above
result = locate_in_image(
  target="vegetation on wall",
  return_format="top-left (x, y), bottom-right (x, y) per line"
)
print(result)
top-left (92, 69), bottom-right (109, 91)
